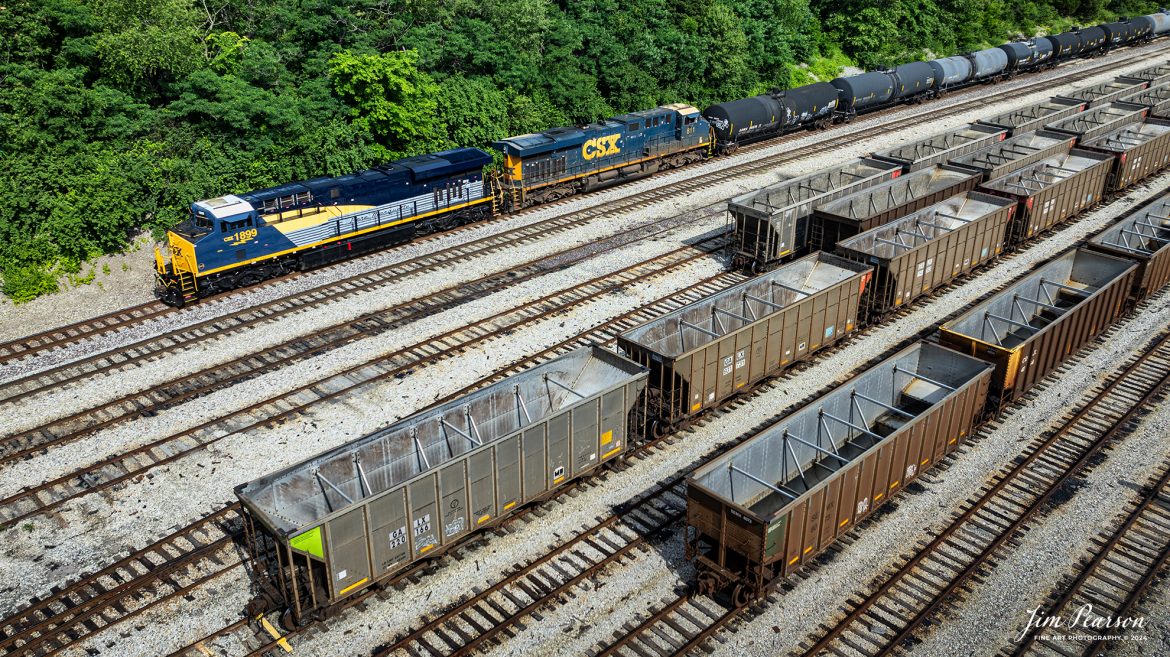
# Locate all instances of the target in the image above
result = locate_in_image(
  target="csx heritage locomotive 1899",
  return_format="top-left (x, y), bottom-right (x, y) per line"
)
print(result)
top-left (155, 12), bottom-right (1170, 306)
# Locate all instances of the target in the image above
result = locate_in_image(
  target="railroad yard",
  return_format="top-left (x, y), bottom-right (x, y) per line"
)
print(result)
top-left (4, 39), bottom-right (1170, 657)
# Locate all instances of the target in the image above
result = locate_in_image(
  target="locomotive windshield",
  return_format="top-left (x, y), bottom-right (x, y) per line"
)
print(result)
top-left (172, 207), bottom-right (213, 240)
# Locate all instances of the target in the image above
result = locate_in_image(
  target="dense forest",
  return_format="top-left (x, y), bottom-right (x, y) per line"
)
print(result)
top-left (0, 0), bottom-right (1162, 301)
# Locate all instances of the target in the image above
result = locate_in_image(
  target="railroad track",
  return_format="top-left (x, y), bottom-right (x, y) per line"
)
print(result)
top-left (0, 235), bottom-right (744, 527)
top-left (0, 504), bottom-right (242, 657)
top-left (0, 44), bottom-right (1160, 654)
top-left (1007, 458), bottom-right (1170, 657)
top-left (12, 185), bottom-right (1157, 657)
top-left (0, 209), bottom-right (716, 470)
top-left (373, 476), bottom-right (689, 657)
top-left (794, 328), bottom-right (1170, 657)
top-left (0, 253), bottom-right (746, 657)
top-left (0, 301), bottom-right (173, 365)
top-left (577, 319), bottom-right (1170, 657)
top-left (1, 41), bottom-right (1155, 394)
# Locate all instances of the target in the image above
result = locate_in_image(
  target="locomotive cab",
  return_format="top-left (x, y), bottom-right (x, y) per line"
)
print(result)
top-left (155, 195), bottom-right (260, 306)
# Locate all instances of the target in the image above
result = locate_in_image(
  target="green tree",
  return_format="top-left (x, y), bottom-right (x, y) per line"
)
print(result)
top-left (88, 0), bottom-right (204, 88)
top-left (328, 49), bottom-right (446, 157)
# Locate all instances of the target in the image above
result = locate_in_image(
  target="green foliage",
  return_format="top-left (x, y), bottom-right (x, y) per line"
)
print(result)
top-left (329, 50), bottom-right (446, 157)
top-left (0, 0), bottom-right (1166, 301)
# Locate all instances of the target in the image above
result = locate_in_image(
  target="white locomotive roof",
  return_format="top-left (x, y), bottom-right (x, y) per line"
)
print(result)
top-left (193, 194), bottom-right (255, 219)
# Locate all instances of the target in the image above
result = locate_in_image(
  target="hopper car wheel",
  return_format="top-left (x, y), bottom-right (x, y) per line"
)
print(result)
top-left (750, 261), bottom-right (763, 275)
top-left (732, 583), bottom-right (753, 608)
top-left (651, 420), bottom-right (667, 440)
top-left (280, 609), bottom-right (297, 632)
top-left (697, 571), bottom-right (719, 597)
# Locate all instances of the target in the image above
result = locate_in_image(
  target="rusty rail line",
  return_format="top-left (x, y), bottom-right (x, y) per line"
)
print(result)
top-left (795, 329), bottom-right (1170, 657)
top-left (0, 46), bottom-right (1162, 657)
top-left (0, 504), bottom-right (242, 657)
top-left (0, 42), bottom-right (1149, 385)
top-left (0, 210), bottom-right (712, 470)
top-left (1007, 458), bottom-right (1170, 657)
top-left (0, 302), bottom-right (173, 365)
top-left (0, 236), bottom-right (741, 527)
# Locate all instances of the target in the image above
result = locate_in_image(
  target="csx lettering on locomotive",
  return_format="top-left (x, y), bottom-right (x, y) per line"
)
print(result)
top-left (582, 134), bottom-right (621, 160)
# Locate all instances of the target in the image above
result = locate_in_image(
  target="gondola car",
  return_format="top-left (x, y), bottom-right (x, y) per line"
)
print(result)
top-left (154, 148), bottom-right (494, 306)
top-left (237, 346), bottom-right (648, 627)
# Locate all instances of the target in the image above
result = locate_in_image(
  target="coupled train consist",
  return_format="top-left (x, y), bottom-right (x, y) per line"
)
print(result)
top-left (156, 13), bottom-right (1170, 306)
top-left (237, 66), bottom-right (1170, 625)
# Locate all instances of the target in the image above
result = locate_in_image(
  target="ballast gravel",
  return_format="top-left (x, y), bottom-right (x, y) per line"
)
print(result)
top-left (0, 206), bottom-right (724, 438)
top-left (907, 390), bottom-right (1170, 656)
top-left (3, 42), bottom-right (1170, 657)
top-left (2, 38), bottom-right (1162, 379)
top-left (57, 171), bottom-right (1170, 657)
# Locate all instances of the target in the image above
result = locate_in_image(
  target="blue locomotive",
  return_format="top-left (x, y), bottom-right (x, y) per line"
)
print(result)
top-left (155, 11), bottom-right (1170, 306)
top-left (491, 103), bottom-right (712, 207)
top-left (155, 148), bottom-right (494, 306)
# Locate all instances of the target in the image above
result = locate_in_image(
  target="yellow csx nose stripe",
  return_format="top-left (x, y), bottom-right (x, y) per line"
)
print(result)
top-left (582, 134), bottom-right (621, 160)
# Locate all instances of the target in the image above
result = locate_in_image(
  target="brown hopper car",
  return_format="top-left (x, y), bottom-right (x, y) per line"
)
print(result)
top-left (1121, 81), bottom-right (1170, 117)
top-left (617, 252), bottom-right (871, 433)
top-left (811, 164), bottom-right (982, 251)
top-left (979, 149), bottom-right (1113, 243)
top-left (835, 191), bottom-right (1016, 317)
top-left (686, 341), bottom-right (993, 604)
top-left (938, 248), bottom-right (1136, 402)
top-left (1044, 101), bottom-right (1149, 143)
top-left (1080, 118), bottom-right (1170, 190)
top-left (977, 97), bottom-right (1086, 136)
top-left (1055, 76), bottom-right (1149, 108)
top-left (727, 158), bottom-right (901, 273)
top-left (1087, 191), bottom-right (1170, 300)
top-left (871, 124), bottom-right (1007, 172)
top-left (948, 129), bottom-right (1076, 181)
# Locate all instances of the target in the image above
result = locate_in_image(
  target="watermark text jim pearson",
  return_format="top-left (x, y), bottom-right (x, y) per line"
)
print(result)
top-left (1018, 604), bottom-right (1146, 641)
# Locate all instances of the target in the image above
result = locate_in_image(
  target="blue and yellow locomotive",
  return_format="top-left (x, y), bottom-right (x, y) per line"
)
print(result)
top-left (155, 106), bottom-right (712, 305)
top-left (155, 148), bottom-right (494, 306)
top-left (492, 103), bottom-right (712, 207)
